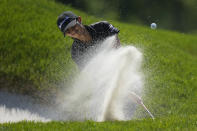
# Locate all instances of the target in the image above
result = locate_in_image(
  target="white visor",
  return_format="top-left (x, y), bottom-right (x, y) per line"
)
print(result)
top-left (63, 19), bottom-right (77, 33)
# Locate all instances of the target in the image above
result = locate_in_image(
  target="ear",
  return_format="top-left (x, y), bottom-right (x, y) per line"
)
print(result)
top-left (77, 16), bottom-right (82, 24)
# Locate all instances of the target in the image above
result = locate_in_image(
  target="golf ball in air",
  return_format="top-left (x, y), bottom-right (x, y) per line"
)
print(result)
top-left (151, 23), bottom-right (157, 29)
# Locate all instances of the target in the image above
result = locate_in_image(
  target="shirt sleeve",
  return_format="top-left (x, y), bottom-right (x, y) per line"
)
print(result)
top-left (71, 40), bottom-right (88, 69)
top-left (90, 21), bottom-right (119, 37)
top-left (71, 41), bottom-right (83, 67)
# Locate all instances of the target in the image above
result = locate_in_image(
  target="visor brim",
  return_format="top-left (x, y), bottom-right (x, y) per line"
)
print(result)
top-left (63, 19), bottom-right (77, 37)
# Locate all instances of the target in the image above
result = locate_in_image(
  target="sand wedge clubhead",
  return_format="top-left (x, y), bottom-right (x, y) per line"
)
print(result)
top-left (130, 92), bottom-right (155, 120)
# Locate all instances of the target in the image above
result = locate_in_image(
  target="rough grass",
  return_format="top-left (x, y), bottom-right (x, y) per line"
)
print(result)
top-left (0, 0), bottom-right (197, 130)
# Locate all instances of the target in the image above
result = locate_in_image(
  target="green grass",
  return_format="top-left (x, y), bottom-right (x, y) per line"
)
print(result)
top-left (1, 115), bottom-right (196, 131)
top-left (0, 0), bottom-right (197, 130)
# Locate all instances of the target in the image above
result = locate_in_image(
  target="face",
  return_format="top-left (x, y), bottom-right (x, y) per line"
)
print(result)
top-left (65, 23), bottom-right (84, 39)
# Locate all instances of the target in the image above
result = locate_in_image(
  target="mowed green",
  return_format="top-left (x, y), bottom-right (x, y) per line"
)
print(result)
top-left (0, 0), bottom-right (197, 130)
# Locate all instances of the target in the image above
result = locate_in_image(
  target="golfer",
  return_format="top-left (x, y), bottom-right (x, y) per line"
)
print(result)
top-left (57, 11), bottom-right (120, 69)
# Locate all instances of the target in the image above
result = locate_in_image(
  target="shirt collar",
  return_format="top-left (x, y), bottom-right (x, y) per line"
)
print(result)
top-left (84, 25), bottom-right (96, 40)
top-left (73, 25), bottom-right (96, 44)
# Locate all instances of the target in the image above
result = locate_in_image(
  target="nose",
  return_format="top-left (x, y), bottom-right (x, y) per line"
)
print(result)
top-left (66, 27), bottom-right (76, 34)
top-left (66, 28), bottom-right (72, 34)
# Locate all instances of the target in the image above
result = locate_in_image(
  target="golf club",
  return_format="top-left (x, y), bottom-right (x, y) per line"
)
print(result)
top-left (130, 92), bottom-right (155, 120)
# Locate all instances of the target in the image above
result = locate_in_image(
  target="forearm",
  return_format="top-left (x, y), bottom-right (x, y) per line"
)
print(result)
top-left (114, 34), bottom-right (121, 48)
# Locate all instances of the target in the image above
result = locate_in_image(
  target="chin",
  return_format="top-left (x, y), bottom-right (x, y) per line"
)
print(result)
top-left (68, 35), bottom-right (75, 38)
top-left (71, 36), bottom-right (78, 39)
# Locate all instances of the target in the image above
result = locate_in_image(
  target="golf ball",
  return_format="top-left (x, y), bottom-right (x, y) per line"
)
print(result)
top-left (151, 23), bottom-right (157, 29)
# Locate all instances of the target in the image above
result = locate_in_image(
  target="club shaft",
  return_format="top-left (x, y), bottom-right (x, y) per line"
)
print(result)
top-left (141, 102), bottom-right (155, 120)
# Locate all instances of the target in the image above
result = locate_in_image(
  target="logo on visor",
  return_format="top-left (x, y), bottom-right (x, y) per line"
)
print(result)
top-left (59, 16), bottom-right (70, 29)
